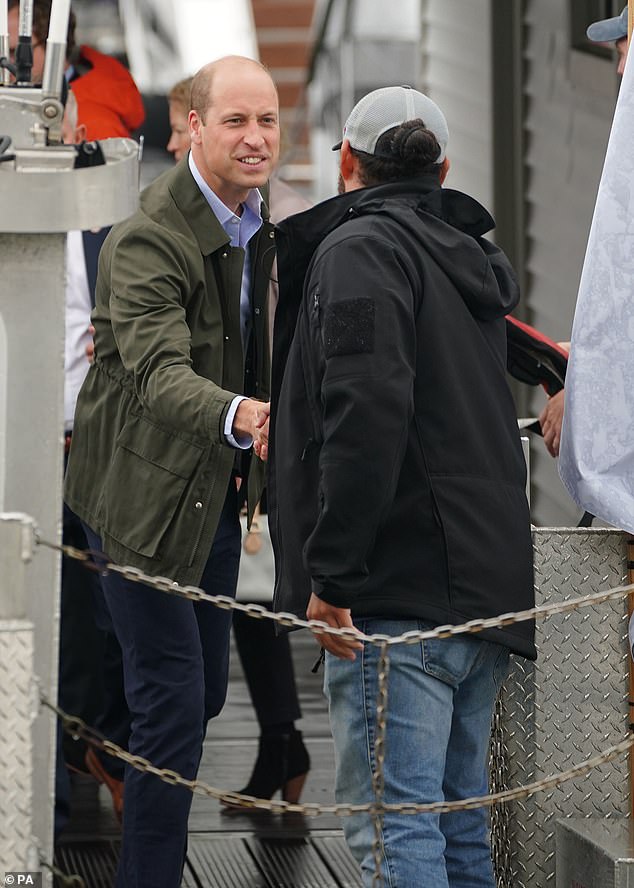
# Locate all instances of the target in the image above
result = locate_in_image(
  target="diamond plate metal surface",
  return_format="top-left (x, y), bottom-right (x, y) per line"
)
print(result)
top-left (491, 529), bottom-right (630, 888)
top-left (0, 621), bottom-right (36, 872)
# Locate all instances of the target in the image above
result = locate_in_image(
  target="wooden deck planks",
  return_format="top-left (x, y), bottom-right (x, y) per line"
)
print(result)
top-left (56, 629), bottom-right (362, 886)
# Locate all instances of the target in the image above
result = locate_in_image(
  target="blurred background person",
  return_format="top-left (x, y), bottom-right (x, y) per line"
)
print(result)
top-left (166, 75), bottom-right (193, 162)
top-left (8, 0), bottom-right (144, 139)
top-left (230, 176), bottom-right (312, 808)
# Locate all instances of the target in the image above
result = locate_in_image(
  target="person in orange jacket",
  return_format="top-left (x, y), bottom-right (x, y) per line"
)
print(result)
top-left (8, 0), bottom-right (144, 140)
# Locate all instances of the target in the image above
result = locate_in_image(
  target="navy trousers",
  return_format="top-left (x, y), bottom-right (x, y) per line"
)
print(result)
top-left (83, 481), bottom-right (241, 888)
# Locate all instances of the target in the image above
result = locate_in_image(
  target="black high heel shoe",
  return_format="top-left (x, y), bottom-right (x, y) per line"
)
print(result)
top-left (221, 729), bottom-right (310, 812)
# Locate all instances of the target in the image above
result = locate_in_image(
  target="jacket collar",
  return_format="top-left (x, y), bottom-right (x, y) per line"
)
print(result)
top-left (167, 158), bottom-right (271, 256)
top-left (272, 177), bottom-right (499, 400)
top-left (276, 175), bottom-right (494, 247)
top-left (275, 176), bottom-right (495, 285)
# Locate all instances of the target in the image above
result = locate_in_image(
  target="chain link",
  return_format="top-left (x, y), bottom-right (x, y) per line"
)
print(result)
top-left (38, 533), bottom-right (634, 888)
top-left (43, 696), bottom-right (634, 818)
top-left (36, 536), bottom-right (634, 647)
top-left (40, 858), bottom-right (86, 887)
top-left (489, 696), bottom-right (513, 888)
top-left (370, 641), bottom-right (390, 888)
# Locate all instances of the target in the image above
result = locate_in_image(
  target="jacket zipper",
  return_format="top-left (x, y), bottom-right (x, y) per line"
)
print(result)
top-left (413, 416), bottom-right (452, 604)
top-left (311, 648), bottom-right (326, 673)
top-left (299, 289), bottom-right (324, 446)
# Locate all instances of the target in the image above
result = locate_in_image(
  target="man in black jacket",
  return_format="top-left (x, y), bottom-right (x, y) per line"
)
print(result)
top-left (269, 86), bottom-right (535, 886)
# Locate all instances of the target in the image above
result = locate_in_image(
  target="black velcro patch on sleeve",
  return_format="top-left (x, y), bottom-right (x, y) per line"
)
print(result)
top-left (323, 297), bottom-right (375, 358)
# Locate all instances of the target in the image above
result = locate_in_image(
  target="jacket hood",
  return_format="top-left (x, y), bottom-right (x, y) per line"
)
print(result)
top-left (276, 177), bottom-right (519, 323)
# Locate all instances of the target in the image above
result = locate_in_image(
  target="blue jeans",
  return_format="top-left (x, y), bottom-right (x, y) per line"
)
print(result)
top-left (83, 481), bottom-right (241, 888)
top-left (324, 619), bottom-right (509, 888)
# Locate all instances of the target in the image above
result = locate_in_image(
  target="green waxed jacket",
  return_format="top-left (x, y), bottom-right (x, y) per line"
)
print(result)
top-left (64, 159), bottom-right (275, 586)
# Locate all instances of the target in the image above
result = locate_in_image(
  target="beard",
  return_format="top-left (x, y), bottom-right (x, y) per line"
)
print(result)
top-left (337, 172), bottom-right (345, 195)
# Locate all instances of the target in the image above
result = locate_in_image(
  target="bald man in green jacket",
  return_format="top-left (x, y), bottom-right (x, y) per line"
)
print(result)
top-left (65, 56), bottom-right (279, 887)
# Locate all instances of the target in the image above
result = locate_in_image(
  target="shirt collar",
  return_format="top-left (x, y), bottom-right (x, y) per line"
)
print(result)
top-left (188, 152), bottom-right (263, 230)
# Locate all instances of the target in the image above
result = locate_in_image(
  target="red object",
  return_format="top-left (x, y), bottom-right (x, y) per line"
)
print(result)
top-left (71, 45), bottom-right (145, 141)
top-left (505, 315), bottom-right (568, 396)
top-left (85, 745), bottom-right (124, 823)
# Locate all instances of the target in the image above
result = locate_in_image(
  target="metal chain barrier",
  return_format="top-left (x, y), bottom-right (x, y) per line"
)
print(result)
top-left (489, 696), bottom-right (513, 888)
top-left (370, 641), bottom-right (390, 887)
top-left (40, 859), bottom-right (86, 887)
top-left (42, 697), bottom-right (634, 818)
top-left (35, 535), bottom-right (634, 646)
top-left (37, 534), bottom-right (634, 887)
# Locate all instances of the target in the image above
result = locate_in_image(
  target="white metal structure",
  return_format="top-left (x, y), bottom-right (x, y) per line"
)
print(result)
top-left (0, 517), bottom-right (38, 877)
top-left (309, 0), bottom-right (422, 200)
top-left (118, 0), bottom-right (259, 92)
top-left (0, 0), bottom-right (140, 875)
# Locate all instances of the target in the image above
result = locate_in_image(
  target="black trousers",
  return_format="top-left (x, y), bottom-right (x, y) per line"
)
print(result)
top-left (232, 606), bottom-right (301, 728)
top-left (58, 501), bottom-right (106, 724)
top-left (59, 499), bottom-right (130, 779)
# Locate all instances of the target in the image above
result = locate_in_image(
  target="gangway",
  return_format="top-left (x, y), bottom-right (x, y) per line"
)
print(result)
top-left (1, 3), bottom-right (633, 886)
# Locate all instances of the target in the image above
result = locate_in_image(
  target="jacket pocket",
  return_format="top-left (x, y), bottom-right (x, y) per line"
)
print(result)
top-left (430, 474), bottom-right (534, 625)
top-left (100, 415), bottom-right (205, 559)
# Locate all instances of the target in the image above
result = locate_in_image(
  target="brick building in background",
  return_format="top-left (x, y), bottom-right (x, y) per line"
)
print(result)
top-left (251, 0), bottom-right (316, 183)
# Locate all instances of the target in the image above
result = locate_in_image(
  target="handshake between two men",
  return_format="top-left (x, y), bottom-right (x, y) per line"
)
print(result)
top-left (234, 398), bottom-right (270, 462)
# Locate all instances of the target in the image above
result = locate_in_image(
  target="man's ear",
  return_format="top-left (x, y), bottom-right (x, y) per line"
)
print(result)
top-left (340, 139), bottom-right (356, 185)
top-left (74, 123), bottom-right (87, 144)
top-left (189, 109), bottom-right (202, 144)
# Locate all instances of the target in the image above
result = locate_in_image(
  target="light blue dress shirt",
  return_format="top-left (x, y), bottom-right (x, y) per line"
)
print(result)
top-left (188, 152), bottom-right (264, 449)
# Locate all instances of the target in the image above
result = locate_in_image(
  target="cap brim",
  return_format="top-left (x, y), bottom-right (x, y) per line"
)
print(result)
top-left (586, 15), bottom-right (628, 43)
top-left (332, 140), bottom-right (342, 151)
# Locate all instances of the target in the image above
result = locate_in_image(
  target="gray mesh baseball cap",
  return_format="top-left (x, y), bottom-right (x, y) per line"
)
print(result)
top-left (332, 85), bottom-right (449, 163)
top-left (587, 6), bottom-right (628, 42)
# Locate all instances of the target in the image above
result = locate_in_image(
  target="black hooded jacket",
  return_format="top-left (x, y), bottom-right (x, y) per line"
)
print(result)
top-left (268, 176), bottom-right (536, 659)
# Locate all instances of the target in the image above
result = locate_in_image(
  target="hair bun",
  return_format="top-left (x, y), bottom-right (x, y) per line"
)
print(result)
top-left (391, 119), bottom-right (441, 163)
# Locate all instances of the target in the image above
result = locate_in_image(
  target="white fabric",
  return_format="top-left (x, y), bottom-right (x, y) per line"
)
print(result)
top-left (224, 395), bottom-right (251, 450)
top-left (558, 49), bottom-right (634, 534)
top-left (64, 231), bottom-right (92, 430)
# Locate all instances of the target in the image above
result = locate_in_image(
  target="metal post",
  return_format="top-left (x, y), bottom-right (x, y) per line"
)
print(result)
top-left (0, 69), bottom-right (140, 874)
top-left (492, 528), bottom-right (630, 887)
top-left (0, 514), bottom-right (38, 876)
top-left (0, 230), bottom-right (65, 878)
top-left (15, 0), bottom-right (34, 84)
top-left (0, 0), bottom-right (9, 87)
